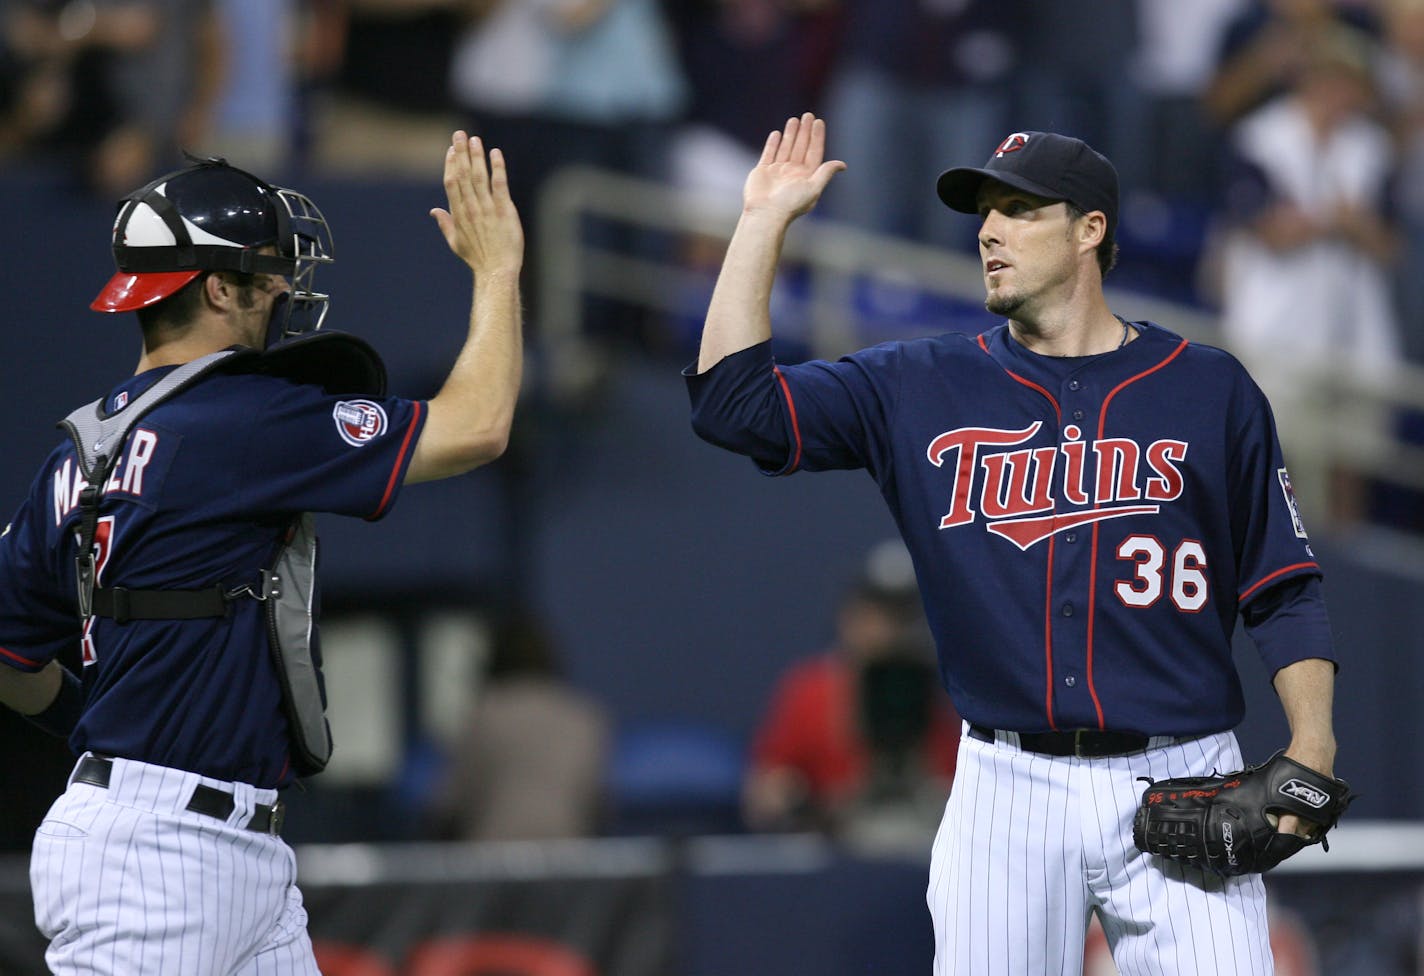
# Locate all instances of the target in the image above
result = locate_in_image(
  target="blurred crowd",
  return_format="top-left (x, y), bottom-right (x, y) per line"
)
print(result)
top-left (7, 3), bottom-right (1424, 504)
top-left (3, 0), bottom-right (1421, 259)
top-left (4, 0), bottom-right (1421, 318)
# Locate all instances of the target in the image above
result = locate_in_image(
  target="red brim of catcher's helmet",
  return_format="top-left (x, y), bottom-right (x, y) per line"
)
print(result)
top-left (90, 270), bottom-right (203, 313)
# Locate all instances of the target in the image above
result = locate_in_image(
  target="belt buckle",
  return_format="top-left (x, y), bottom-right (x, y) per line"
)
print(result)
top-left (267, 799), bottom-right (285, 836)
top-left (1074, 730), bottom-right (1090, 758)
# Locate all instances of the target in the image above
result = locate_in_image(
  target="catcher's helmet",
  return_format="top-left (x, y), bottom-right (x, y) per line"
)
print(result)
top-left (91, 157), bottom-right (334, 337)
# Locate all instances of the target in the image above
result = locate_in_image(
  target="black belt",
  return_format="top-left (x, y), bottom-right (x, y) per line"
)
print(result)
top-left (73, 755), bottom-right (284, 836)
top-left (968, 723), bottom-right (1160, 758)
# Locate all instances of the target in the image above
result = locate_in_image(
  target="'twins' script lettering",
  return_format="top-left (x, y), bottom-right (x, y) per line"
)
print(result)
top-left (926, 422), bottom-right (1187, 550)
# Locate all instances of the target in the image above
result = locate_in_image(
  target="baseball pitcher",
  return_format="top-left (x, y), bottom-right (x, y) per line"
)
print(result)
top-left (686, 116), bottom-right (1350, 975)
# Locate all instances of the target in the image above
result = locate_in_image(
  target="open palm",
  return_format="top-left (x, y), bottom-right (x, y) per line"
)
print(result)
top-left (431, 131), bottom-right (524, 277)
top-left (743, 113), bottom-right (846, 219)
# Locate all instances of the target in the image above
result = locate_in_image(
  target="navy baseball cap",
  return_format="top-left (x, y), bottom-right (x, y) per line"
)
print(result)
top-left (937, 131), bottom-right (1119, 234)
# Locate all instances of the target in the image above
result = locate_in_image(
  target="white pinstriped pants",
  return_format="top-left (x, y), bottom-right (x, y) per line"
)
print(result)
top-left (928, 726), bottom-right (1273, 975)
top-left (30, 754), bottom-right (319, 976)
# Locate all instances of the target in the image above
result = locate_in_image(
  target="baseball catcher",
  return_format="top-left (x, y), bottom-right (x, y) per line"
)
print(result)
top-left (0, 130), bottom-right (524, 974)
top-left (1133, 751), bottom-right (1354, 876)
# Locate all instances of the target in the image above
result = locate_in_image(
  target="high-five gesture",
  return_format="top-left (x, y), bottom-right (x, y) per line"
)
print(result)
top-left (407, 131), bottom-right (524, 484)
top-left (744, 113), bottom-right (846, 220)
top-left (697, 113), bottom-right (845, 371)
top-left (431, 130), bottom-right (524, 277)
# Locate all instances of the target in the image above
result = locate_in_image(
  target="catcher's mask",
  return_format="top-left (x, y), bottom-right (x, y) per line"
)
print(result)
top-left (90, 155), bottom-right (334, 340)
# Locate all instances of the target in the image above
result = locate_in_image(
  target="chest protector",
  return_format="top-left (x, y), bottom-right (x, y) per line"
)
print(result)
top-left (58, 331), bottom-right (387, 777)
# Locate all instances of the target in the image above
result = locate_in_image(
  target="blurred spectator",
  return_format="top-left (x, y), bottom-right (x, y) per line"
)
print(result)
top-left (833, 626), bottom-right (952, 855)
top-left (449, 0), bottom-right (686, 209)
top-left (1202, 0), bottom-right (1380, 130)
top-left (305, 0), bottom-right (464, 175)
top-left (742, 540), bottom-right (959, 837)
top-left (202, 0), bottom-right (297, 174)
top-left (1012, 0), bottom-right (1149, 195)
top-left (428, 609), bottom-right (610, 841)
top-left (542, 0), bottom-right (686, 135)
top-left (1133, 0), bottom-right (1249, 200)
top-left (669, 0), bottom-right (831, 157)
top-left (1215, 23), bottom-right (1403, 526)
top-left (818, 0), bottom-right (1019, 250)
top-left (665, 0), bottom-right (834, 208)
top-left (0, 0), bottom-right (224, 196)
top-left (448, 0), bottom-right (687, 342)
top-left (1377, 0), bottom-right (1424, 364)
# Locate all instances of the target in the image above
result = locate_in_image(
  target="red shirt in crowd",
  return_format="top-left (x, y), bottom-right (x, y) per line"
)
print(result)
top-left (750, 653), bottom-right (961, 806)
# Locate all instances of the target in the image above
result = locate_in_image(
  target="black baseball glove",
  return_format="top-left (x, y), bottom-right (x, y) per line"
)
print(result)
top-left (1132, 751), bottom-right (1354, 876)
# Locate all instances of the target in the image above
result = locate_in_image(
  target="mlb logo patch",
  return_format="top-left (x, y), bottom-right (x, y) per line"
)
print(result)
top-left (114, 391), bottom-right (129, 411)
top-left (1278, 467), bottom-right (1308, 539)
top-left (333, 400), bottom-right (387, 447)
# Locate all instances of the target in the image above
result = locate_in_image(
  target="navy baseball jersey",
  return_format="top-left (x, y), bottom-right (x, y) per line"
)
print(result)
top-left (687, 320), bottom-right (1333, 736)
top-left (0, 365), bottom-right (425, 787)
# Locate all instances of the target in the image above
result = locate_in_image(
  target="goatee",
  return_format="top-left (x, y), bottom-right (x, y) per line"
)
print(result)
top-left (985, 292), bottom-right (1023, 317)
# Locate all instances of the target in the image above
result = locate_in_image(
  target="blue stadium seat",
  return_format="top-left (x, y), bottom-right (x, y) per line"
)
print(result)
top-left (605, 720), bottom-right (746, 836)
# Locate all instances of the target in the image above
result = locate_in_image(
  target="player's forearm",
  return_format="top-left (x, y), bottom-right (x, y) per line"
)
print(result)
top-left (0, 659), bottom-right (62, 715)
top-left (1273, 656), bottom-right (1337, 776)
top-left (407, 270), bottom-right (523, 483)
top-left (696, 209), bottom-right (793, 373)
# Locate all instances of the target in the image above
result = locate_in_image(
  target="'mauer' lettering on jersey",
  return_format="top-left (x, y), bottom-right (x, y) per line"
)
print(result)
top-left (52, 429), bottom-right (160, 526)
top-left (926, 422), bottom-right (1188, 550)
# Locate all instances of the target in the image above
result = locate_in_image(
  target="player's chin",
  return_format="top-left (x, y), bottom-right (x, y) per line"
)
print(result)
top-left (984, 289), bottom-right (1024, 317)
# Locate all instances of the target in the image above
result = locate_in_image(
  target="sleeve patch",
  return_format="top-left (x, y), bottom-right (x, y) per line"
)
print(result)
top-left (333, 400), bottom-right (388, 447)
top-left (1277, 467), bottom-right (1308, 539)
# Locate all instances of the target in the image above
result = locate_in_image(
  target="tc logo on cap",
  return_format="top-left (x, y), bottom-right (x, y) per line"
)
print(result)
top-left (994, 133), bottom-right (1030, 157)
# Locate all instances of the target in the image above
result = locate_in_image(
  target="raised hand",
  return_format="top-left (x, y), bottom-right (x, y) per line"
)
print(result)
top-left (430, 131), bottom-right (524, 277)
top-left (743, 113), bottom-right (846, 221)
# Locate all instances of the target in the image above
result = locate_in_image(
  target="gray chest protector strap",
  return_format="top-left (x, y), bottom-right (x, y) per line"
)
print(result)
top-left (56, 335), bottom-right (385, 777)
top-left (60, 349), bottom-right (245, 622)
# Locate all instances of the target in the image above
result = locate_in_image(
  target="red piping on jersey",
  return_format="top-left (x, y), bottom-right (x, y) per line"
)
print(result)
top-left (1084, 338), bottom-right (1190, 729)
top-left (773, 366), bottom-right (804, 474)
top-left (978, 333), bottom-right (1066, 727)
top-left (1042, 536), bottom-right (1058, 729)
top-left (0, 645), bottom-right (37, 668)
top-left (370, 400), bottom-right (424, 520)
top-left (1240, 562), bottom-right (1321, 603)
top-left (978, 335), bottom-right (1063, 415)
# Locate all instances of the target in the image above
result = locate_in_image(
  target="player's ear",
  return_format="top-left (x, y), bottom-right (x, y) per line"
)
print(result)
top-left (1077, 210), bottom-right (1107, 251)
top-left (203, 271), bottom-right (239, 312)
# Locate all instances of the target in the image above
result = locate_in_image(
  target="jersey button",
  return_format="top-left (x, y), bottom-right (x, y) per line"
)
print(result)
top-left (1065, 675), bottom-right (1077, 687)
top-left (1064, 533), bottom-right (1077, 543)
top-left (1072, 409), bottom-right (1085, 420)
top-left (1061, 602), bottom-right (1074, 616)
top-left (1069, 379), bottom-right (1082, 391)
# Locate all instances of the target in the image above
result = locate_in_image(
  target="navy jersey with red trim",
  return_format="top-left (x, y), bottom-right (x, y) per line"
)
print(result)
top-left (686, 321), bottom-right (1332, 736)
top-left (0, 366), bottom-right (426, 787)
